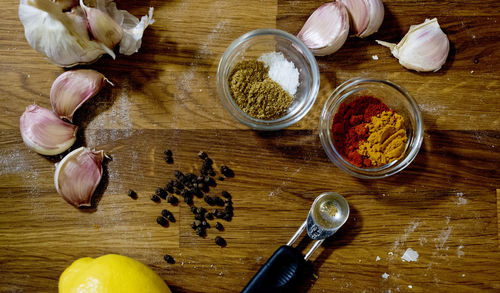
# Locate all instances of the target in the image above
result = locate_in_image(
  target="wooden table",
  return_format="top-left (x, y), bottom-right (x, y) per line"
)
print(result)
top-left (1, 0), bottom-right (499, 292)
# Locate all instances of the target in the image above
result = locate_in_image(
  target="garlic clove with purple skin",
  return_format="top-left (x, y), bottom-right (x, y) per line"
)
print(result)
top-left (376, 18), bottom-right (449, 72)
top-left (50, 69), bottom-right (110, 121)
top-left (80, 0), bottom-right (123, 49)
top-left (297, 2), bottom-right (350, 56)
top-left (20, 104), bottom-right (77, 156)
top-left (341, 0), bottom-right (384, 37)
top-left (54, 146), bottom-right (104, 208)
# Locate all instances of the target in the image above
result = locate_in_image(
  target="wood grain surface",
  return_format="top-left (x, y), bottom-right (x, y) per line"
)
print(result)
top-left (1, 0), bottom-right (499, 292)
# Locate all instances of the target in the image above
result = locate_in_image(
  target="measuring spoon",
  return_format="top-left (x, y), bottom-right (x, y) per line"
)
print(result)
top-left (242, 192), bottom-right (350, 293)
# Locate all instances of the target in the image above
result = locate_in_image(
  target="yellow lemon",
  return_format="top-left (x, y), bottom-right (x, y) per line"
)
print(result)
top-left (59, 254), bottom-right (171, 293)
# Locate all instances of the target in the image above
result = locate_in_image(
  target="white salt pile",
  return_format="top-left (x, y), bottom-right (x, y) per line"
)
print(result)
top-left (401, 248), bottom-right (419, 262)
top-left (259, 52), bottom-right (299, 96)
top-left (382, 272), bottom-right (389, 279)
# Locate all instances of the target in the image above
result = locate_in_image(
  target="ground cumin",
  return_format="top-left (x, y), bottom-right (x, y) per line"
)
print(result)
top-left (358, 111), bottom-right (408, 166)
top-left (228, 60), bottom-right (293, 120)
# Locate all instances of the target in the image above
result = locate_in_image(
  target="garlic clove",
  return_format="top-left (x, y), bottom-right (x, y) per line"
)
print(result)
top-left (65, 6), bottom-right (89, 38)
top-left (105, 2), bottom-right (155, 55)
top-left (297, 2), bottom-right (350, 56)
top-left (80, 0), bottom-right (123, 49)
top-left (54, 146), bottom-right (104, 208)
top-left (376, 18), bottom-right (449, 72)
top-left (20, 0), bottom-right (115, 67)
top-left (341, 0), bottom-right (384, 37)
top-left (20, 104), bottom-right (77, 156)
top-left (50, 69), bottom-right (110, 121)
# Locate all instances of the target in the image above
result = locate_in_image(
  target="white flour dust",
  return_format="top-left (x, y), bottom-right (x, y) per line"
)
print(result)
top-left (0, 148), bottom-right (28, 175)
top-left (393, 220), bottom-right (420, 249)
top-left (456, 192), bottom-right (467, 205)
top-left (86, 88), bottom-right (134, 147)
top-left (457, 245), bottom-right (465, 258)
top-left (435, 227), bottom-right (452, 250)
top-left (268, 167), bottom-right (302, 198)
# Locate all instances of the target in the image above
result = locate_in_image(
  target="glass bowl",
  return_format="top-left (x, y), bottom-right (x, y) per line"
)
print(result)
top-left (319, 78), bottom-right (423, 179)
top-left (217, 29), bottom-right (320, 131)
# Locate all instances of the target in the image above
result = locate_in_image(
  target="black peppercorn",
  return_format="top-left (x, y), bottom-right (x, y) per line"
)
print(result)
top-left (221, 191), bottom-right (231, 199)
top-left (220, 165), bottom-right (234, 177)
top-left (164, 150), bottom-right (173, 157)
top-left (150, 194), bottom-right (161, 203)
top-left (157, 216), bottom-right (168, 227)
top-left (218, 176), bottom-right (224, 181)
top-left (204, 195), bottom-right (214, 205)
top-left (127, 189), bottom-right (137, 199)
top-left (205, 212), bottom-right (214, 220)
top-left (156, 187), bottom-right (168, 200)
top-left (184, 196), bottom-right (193, 205)
top-left (215, 236), bottom-right (226, 247)
top-left (213, 196), bottom-right (224, 206)
top-left (222, 213), bottom-right (232, 221)
top-left (165, 183), bottom-right (174, 193)
top-left (195, 227), bottom-right (205, 237)
top-left (164, 156), bottom-right (173, 164)
top-left (215, 222), bottom-right (224, 231)
top-left (163, 254), bottom-right (175, 264)
top-left (166, 195), bottom-right (178, 205)
top-left (161, 209), bottom-right (171, 218)
top-left (198, 151), bottom-right (207, 159)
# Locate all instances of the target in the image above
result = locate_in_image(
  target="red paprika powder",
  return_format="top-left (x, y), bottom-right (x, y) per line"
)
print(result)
top-left (331, 96), bottom-right (390, 167)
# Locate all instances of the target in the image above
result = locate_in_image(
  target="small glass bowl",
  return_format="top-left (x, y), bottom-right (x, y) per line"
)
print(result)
top-left (319, 78), bottom-right (423, 179)
top-left (217, 29), bottom-right (320, 131)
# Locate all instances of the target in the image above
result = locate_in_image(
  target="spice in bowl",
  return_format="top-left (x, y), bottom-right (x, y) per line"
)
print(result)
top-left (331, 96), bottom-right (408, 168)
top-left (228, 52), bottom-right (299, 120)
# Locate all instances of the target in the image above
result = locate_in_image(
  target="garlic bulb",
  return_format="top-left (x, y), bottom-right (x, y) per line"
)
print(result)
top-left (54, 146), bottom-right (104, 207)
top-left (297, 2), bottom-right (350, 56)
top-left (19, 0), bottom-right (115, 67)
top-left (19, 0), bottom-right (154, 67)
top-left (340, 0), bottom-right (384, 37)
top-left (376, 18), bottom-right (449, 72)
top-left (20, 104), bottom-right (77, 155)
top-left (80, 0), bottom-right (123, 49)
top-left (50, 69), bottom-right (110, 121)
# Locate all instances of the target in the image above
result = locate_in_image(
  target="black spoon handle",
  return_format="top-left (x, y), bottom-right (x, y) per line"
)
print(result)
top-left (241, 245), bottom-right (306, 293)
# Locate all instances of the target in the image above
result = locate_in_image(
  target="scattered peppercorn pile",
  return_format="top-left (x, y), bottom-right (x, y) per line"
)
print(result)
top-left (331, 96), bottom-right (408, 167)
top-left (128, 150), bottom-right (235, 265)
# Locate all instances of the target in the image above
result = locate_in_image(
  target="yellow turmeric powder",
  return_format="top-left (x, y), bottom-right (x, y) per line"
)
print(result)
top-left (358, 111), bottom-right (408, 167)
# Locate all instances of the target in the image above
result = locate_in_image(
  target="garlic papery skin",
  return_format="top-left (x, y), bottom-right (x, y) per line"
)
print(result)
top-left (105, 3), bottom-right (155, 55)
top-left (54, 147), bottom-right (104, 208)
top-left (50, 69), bottom-right (109, 121)
top-left (297, 2), bottom-right (349, 56)
top-left (80, 0), bottom-right (123, 49)
top-left (19, 0), bottom-right (114, 67)
top-left (376, 18), bottom-right (449, 72)
top-left (20, 104), bottom-right (77, 156)
top-left (341, 0), bottom-right (384, 37)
